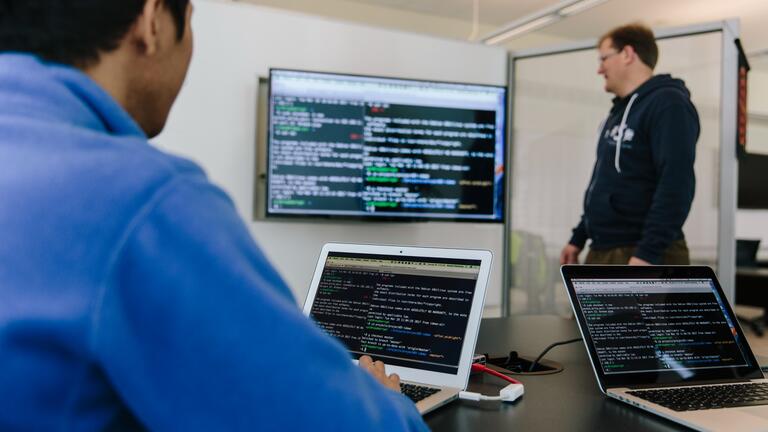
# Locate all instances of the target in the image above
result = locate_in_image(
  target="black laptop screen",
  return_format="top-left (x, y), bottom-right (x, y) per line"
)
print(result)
top-left (309, 252), bottom-right (481, 374)
top-left (573, 278), bottom-right (751, 375)
top-left (563, 266), bottom-right (763, 389)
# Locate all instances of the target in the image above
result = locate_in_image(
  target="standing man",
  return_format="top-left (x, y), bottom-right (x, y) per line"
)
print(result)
top-left (560, 23), bottom-right (700, 266)
top-left (0, 1), bottom-right (426, 430)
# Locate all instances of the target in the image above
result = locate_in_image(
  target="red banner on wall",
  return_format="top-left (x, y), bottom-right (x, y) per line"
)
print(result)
top-left (735, 39), bottom-right (750, 157)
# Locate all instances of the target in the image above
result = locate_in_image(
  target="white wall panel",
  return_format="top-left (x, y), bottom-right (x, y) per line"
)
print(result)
top-left (154, 0), bottom-right (509, 311)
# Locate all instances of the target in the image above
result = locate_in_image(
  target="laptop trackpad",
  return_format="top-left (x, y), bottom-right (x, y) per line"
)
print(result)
top-left (739, 406), bottom-right (768, 420)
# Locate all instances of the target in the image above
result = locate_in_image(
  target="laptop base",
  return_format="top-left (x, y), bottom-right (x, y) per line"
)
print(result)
top-left (611, 381), bottom-right (768, 432)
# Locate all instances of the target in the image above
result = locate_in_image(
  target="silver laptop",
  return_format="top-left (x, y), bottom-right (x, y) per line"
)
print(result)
top-left (303, 243), bottom-right (492, 414)
top-left (562, 265), bottom-right (768, 431)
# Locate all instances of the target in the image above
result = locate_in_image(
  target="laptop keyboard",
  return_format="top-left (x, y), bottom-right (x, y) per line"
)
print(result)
top-left (627, 383), bottom-right (768, 411)
top-left (400, 383), bottom-right (440, 403)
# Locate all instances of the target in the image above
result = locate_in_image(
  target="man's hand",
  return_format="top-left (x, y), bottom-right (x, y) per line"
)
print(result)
top-left (358, 355), bottom-right (401, 393)
top-left (560, 244), bottom-right (582, 265)
top-left (628, 256), bottom-right (651, 266)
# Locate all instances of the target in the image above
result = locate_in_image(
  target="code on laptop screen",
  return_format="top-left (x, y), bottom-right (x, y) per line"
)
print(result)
top-left (573, 279), bottom-right (751, 376)
top-left (309, 252), bottom-right (481, 374)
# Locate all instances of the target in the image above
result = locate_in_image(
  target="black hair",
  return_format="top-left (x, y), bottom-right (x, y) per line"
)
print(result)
top-left (0, 0), bottom-right (189, 67)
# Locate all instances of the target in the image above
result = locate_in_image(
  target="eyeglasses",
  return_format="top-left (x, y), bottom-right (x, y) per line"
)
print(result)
top-left (598, 51), bottom-right (620, 64)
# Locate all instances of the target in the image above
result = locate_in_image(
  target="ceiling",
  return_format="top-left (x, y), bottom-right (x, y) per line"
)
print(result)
top-left (244, 0), bottom-right (768, 64)
top-left (521, 0), bottom-right (766, 50)
top-left (344, 0), bottom-right (548, 25)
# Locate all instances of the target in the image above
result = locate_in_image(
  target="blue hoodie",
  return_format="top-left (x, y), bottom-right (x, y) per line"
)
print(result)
top-left (569, 74), bottom-right (700, 263)
top-left (0, 53), bottom-right (427, 431)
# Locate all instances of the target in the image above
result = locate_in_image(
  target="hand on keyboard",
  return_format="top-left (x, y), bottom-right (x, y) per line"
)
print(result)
top-left (359, 355), bottom-right (402, 393)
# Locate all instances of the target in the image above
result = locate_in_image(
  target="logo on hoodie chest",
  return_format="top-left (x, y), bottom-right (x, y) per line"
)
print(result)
top-left (604, 125), bottom-right (635, 148)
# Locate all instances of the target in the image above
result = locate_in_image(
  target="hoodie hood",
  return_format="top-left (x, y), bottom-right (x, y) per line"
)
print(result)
top-left (611, 74), bottom-right (692, 110)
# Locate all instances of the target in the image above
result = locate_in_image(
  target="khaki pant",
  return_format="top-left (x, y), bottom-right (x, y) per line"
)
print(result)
top-left (585, 239), bottom-right (690, 265)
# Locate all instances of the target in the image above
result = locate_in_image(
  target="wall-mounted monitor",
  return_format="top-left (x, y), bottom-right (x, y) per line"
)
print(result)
top-left (266, 69), bottom-right (507, 222)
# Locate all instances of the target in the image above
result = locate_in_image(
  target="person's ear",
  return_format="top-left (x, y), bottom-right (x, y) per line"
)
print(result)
top-left (133, 0), bottom-right (164, 56)
top-left (622, 45), bottom-right (637, 65)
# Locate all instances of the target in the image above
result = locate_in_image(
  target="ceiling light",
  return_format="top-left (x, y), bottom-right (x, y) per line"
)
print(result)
top-left (482, 0), bottom-right (611, 45)
top-left (559, 0), bottom-right (608, 16)
top-left (484, 15), bottom-right (560, 45)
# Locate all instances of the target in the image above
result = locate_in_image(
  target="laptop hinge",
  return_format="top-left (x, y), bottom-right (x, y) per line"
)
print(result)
top-left (626, 378), bottom-right (753, 390)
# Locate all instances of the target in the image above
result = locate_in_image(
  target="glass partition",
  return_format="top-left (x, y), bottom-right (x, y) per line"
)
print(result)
top-left (508, 32), bottom-right (723, 315)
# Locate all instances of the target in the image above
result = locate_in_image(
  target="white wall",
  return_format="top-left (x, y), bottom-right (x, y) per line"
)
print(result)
top-left (746, 69), bottom-right (768, 154)
top-left (241, 0), bottom-right (573, 51)
top-left (243, 0), bottom-right (497, 42)
top-left (154, 0), bottom-right (509, 311)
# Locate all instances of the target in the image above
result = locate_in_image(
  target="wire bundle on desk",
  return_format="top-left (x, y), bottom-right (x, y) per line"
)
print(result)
top-left (472, 363), bottom-right (522, 384)
top-left (528, 337), bottom-right (583, 372)
top-left (459, 364), bottom-right (524, 402)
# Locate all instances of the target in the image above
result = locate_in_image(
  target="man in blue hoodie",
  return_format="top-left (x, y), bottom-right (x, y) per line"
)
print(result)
top-left (0, 1), bottom-right (427, 430)
top-left (560, 23), bottom-right (700, 266)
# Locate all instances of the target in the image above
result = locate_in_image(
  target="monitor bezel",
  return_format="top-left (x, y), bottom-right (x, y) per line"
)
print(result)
top-left (561, 265), bottom-right (763, 392)
top-left (265, 67), bottom-right (508, 223)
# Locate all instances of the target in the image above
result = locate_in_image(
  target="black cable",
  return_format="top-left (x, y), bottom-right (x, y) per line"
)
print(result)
top-left (528, 337), bottom-right (583, 372)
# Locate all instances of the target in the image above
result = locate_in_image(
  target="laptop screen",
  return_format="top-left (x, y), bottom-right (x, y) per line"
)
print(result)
top-left (562, 266), bottom-right (763, 390)
top-left (309, 251), bottom-right (482, 375)
top-left (573, 278), bottom-right (752, 376)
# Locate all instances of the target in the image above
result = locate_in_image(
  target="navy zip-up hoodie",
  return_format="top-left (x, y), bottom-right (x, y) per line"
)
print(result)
top-left (569, 74), bottom-right (700, 263)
